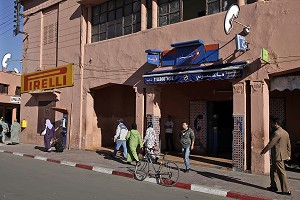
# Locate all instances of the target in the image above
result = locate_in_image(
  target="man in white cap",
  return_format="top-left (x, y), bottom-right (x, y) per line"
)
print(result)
top-left (112, 119), bottom-right (128, 159)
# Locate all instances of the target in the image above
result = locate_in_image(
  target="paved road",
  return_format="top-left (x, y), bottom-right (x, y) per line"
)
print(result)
top-left (0, 153), bottom-right (228, 200)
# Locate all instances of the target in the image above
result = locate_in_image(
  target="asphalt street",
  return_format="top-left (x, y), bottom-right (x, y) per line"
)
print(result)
top-left (0, 153), bottom-right (228, 200)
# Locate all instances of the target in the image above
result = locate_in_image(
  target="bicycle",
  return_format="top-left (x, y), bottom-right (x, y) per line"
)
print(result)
top-left (134, 150), bottom-right (179, 187)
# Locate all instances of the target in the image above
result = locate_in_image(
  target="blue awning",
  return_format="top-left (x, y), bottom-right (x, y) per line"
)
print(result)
top-left (143, 61), bottom-right (247, 84)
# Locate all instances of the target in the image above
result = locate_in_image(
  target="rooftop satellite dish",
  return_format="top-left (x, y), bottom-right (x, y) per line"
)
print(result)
top-left (13, 68), bottom-right (20, 74)
top-left (224, 4), bottom-right (250, 35)
top-left (2, 53), bottom-right (12, 70)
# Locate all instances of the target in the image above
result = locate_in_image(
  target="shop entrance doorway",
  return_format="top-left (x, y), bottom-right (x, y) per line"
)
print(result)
top-left (207, 100), bottom-right (233, 158)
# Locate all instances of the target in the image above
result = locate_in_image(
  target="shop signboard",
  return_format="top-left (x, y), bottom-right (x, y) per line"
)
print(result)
top-left (235, 34), bottom-right (248, 52)
top-left (261, 48), bottom-right (269, 63)
top-left (146, 40), bottom-right (219, 67)
top-left (21, 64), bottom-right (73, 93)
top-left (144, 69), bottom-right (243, 84)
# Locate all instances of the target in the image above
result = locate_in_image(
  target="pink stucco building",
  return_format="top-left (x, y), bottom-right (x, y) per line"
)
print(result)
top-left (0, 70), bottom-right (21, 124)
top-left (20, 0), bottom-right (300, 174)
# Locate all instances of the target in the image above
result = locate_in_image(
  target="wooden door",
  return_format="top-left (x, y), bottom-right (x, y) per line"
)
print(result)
top-left (37, 101), bottom-right (56, 133)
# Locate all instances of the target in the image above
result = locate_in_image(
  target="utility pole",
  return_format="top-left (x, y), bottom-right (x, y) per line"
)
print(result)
top-left (13, 0), bottom-right (21, 36)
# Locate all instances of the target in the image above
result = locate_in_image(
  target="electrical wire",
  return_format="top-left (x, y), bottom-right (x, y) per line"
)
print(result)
top-left (0, 17), bottom-right (14, 27)
top-left (0, 27), bottom-right (14, 36)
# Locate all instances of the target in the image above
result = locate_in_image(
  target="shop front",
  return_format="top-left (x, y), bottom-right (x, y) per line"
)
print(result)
top-left (20, 64), bottom-right (74, 148)
top-left (142, 39), bottom-right (248, 163)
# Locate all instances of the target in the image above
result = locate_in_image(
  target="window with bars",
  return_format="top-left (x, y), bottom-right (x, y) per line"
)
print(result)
top-left (0, 84), bottom-right (9, 94)
top-left (92, 0), bottom-right (141, 42)
top-left (158, 0), bottom-right (237, 26)
top-left (146, 0), bottom-right (152, 29)
top-left (158, 0), bottom-right (181, 27)
top-left (207, 0), bottom-right (237, 15)
top-left (247, 0), bottom-right (256, 4)
top-left (15, 87), bottom-right (21, 96)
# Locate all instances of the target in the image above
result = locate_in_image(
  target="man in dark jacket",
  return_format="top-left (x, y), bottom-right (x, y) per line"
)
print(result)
top-left (180, 122), bottom-right (195, 173)
top-left (261, 118), bottom-right (291, 195)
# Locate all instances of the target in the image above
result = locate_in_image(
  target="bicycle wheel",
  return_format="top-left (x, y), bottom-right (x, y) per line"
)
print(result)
top-left (134, 159), bottom-right (149, 181)
top-left (160, 161), bottom-right (179, 187)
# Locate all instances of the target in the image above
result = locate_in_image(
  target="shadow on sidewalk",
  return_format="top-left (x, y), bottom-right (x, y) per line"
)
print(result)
top-left (193, 170), bottom-right (266, 190)
top-left (190, 155), bottom-right (232, 168)
top-left (165, 151), bottom-right (232, 168)
top-left (96, 149), bottom-right (129, 165)
top-left (34, 146), bottom-right (45, 152)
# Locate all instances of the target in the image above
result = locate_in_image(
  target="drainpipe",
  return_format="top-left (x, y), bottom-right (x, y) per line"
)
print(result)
top-left (78, 5), bottom-right (84, 149)
top-left (56, 6), bottom-right (59, 67)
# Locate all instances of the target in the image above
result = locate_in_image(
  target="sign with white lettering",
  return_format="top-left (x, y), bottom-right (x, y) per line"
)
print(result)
top-left (144, 69), bottom-right (243, 84)
top-left (235, 34), bottom-right (248, 52)
top-left (10, 96), bottom-right (21, 104)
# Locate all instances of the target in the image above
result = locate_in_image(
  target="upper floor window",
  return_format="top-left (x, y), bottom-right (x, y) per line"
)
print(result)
top-left (207, 0), bottom-right (237, 15)
top-left (158, 0), bottom-right (181, 27)
top-left (246, 0), bottom-right (256, 4)
top-left (0, 84), bottom-right (9, 94)
top-left (92, 0), bottom-right (141, 42)
top-left (146, 0), bottom-right (152, 29)
top-left (158, 0), bottom-right (237, 27)
top-left (15, 86), bottom-right (21, 96)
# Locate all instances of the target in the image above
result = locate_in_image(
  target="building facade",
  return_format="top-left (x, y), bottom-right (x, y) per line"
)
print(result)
top-left (0, 70), bottom-right (21, 124)
top-left (20, 0), bottom-right (300, 174)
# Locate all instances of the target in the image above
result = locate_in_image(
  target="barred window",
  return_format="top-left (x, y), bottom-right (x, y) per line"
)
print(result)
top-left (207, 0), bottom-right (237, 15)
top-left (146, 0), bottom-right (152, 29)
top-left (15, 86), bottom-right (21, 96)
top-left (0, 84), bottom-right (9, 94)
top-left (158, 0), bottom-right (237, 26)
top-left (158, 0), bottom-right (181, 27)
top-left (92, 0), bottom-right (141, 42)
top-left (246, 0), bottom-right (256, 4)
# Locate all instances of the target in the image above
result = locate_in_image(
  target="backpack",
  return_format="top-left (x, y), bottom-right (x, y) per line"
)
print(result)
top-left (54, 140), bottom-right (64, 152)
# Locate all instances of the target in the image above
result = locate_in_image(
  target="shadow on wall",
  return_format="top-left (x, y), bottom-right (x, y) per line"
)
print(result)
top-left (92, 84), bottom-right (136, 147)
top-left (25, 96), bottom-right (38, 107)
top-left (23, 0), bottom-right (48, 11)
top-left (70, 5), bottom-right (81, 20)
top-left (124, 62), bottom-right (156, 86)
top-left (242, 58), bottom-right (264, 80)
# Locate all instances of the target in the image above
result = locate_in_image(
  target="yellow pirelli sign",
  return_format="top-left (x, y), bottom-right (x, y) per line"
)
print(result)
top-left (21, 64), bottom-right (74, 93)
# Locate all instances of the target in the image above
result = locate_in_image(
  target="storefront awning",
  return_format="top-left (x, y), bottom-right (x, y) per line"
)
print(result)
top-left (143, 61), bottom-right (247, 84)
top-left (270, 76), bottom-right (300, 91)
top-left (51, 107), bottom-right (68, 114)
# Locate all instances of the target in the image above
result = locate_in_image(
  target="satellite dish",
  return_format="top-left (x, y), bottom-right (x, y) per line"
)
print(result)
top-left (13, 68), bottom-right (20, 73)
top-left (224, 4), bottom-right (250, 35)
top-left (2, 53), bottom-right (12, 69)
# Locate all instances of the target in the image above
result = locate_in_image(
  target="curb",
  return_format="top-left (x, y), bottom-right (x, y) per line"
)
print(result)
top-left (0, 150), bottom-right (271, 200)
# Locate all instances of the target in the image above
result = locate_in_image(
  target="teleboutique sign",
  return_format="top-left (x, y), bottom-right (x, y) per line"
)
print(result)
top-left (21, 64), bottom-right (74, 93)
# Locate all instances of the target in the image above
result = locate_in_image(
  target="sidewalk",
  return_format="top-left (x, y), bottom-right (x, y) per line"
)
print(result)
top-left (0, 143), bottom-right (299, 200)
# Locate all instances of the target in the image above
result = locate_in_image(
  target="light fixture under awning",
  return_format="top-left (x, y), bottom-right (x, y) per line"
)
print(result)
top-left (143, 61), bottom-right (247, 84)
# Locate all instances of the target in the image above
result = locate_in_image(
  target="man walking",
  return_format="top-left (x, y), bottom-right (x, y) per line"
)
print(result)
top-left (165, 115), bottom-right (175, 151)
top-left (112, 119), bottom-right (128, 159)
top-left (261, 118), bottom-right (291, 195)
top-left (180, 122), bottom-right (195, 173)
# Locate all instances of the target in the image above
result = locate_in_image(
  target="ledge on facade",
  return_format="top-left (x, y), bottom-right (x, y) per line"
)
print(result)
top-left (51, 107), bottom-right (68, 114)
top-left (77, 0), bottom-right (101, 6)
top-left (29, 89), bottom-right (61, 101)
